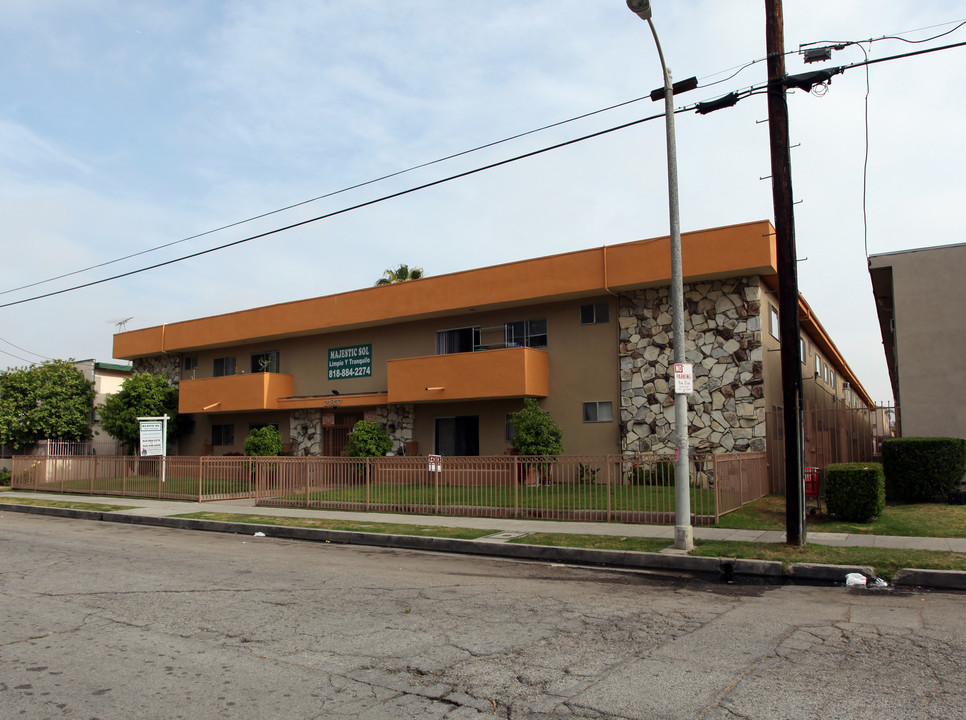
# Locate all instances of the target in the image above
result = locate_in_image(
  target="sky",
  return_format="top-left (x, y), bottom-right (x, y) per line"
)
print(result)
top-left (1, 1), bottom-right (964, 405)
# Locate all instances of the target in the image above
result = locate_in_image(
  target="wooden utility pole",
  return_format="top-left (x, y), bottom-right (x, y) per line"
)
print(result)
top-left (764, 0), bottom-right (805, 546)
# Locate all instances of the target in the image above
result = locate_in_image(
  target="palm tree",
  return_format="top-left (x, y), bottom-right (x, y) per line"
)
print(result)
top-left (375, 264), bottom-right (424, 286)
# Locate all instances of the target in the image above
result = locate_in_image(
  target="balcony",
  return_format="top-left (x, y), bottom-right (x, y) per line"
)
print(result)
top-left (387, 347), bottom-right (548, 403)
top-left (179, 373), bottom-right (294, 414)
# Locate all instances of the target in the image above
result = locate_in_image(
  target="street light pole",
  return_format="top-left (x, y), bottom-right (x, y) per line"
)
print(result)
top-left (626, 0), bottom-right (692, 551)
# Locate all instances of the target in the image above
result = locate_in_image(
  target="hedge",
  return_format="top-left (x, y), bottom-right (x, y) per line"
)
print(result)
top-left (882, 437), bottom-right (966, 502)
top-left (824, 462), bottom-right (885, 523)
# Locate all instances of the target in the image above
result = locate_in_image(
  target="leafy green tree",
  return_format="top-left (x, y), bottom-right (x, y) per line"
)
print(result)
top-left (375, 263), bottom-right (424, 286)
top-left (244, 425), bottom-right (284, 456)
top-left (344, 420), bottom-right (392, 457)
top-left (509, 398), bottom-right (564, 456)
top-left (0, 360), bottom-right (95, 449)
top-left (99, 373), bottom-right (180, 454)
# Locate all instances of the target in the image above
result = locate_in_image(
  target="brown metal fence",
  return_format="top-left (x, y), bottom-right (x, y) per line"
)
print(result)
top-left (766, 405), bottom-right (896, 495)
top-left (11, 451), bottom-right (768, 525)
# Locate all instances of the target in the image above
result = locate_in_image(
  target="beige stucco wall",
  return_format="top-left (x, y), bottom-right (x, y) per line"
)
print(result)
top-left (871, 245), bottom-right (966, 440)
top-left (160, 296), bottom-right (621, 457)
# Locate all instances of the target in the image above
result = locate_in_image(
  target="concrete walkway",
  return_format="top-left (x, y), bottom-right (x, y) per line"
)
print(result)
top-left (4, 490), bottom-right (966, 553)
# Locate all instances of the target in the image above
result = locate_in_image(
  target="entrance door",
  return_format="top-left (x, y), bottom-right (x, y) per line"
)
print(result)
top-left (434, 416), bottom-right (479, 456)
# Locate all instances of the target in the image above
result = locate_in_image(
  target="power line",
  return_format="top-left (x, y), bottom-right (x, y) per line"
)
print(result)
top-left (8, 18), bottom-right (962, 299)
top-left (3, 32), bottom-right (963, 311)
top-left (0, 94), bottom-right (652, 298)
top-left (0, 109), bottom-right (673, 310)
top-left (0, 336), bottom-right (51, 362)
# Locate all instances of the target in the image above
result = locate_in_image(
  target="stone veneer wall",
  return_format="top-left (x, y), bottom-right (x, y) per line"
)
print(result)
top-left (290, 409), bottom-right (322, 456)
top-left (374, 404), bottom-right (415, 456)
top-left (619, 276), bottom-right (766, 455)
top-left (132, 355), bottom-right (182, 386)
top-left (289, 405), bottom-right (415, 456)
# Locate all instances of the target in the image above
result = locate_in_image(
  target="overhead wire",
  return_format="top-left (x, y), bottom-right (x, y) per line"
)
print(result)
top-left (0, 109), bottom-right (676, 310)
top-left (0, 48), bottom-right (807, 298)
top-left (0, 94), bottom-right (652, 297)
top-left (3, 25), bottom-right (964, 311)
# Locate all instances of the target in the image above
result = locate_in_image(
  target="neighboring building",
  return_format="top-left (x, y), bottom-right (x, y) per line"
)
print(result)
top-left (73, 359), bottom-right (133, 453)
top-left (113, 220), bottom-right (873, 471)
top-left (869, 242), bottom-right (966, 440)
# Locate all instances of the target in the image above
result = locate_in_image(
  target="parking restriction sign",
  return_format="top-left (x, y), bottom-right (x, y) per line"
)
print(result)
top-left (673, 363), bottom-right (694, 394)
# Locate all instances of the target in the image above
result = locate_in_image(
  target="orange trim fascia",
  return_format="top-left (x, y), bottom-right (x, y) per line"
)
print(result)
top-left (113, 220), bottom-right (778, 360)
top-left (277, 392), bottom-right (389, 410)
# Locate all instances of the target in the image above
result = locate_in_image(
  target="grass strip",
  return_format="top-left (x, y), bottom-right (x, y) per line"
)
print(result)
top-left (508, 532), bottom-right (673, 554)
top-left (692, 540), bottom-right (966, 581)
top-left (718, 495), bottom-right (966, 538)
top-left (174, 511), bottom-right (499, 540)
top-left (0, 497), bottom-right (135, 512)
top-left (510, 533), bottom-right (966, 581)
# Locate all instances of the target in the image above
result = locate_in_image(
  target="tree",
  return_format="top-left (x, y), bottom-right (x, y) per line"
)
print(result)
top-left (99, 373), bottom-right (180, 454)
top-left (375, 263), bottom-right (424, 286)
top-left (344, 420), bottom-right (392, 457)
top-left (0, 360), bottom-right (95, 449)
top-left (509, 398), bottom-right (564, 456)
top-left (244, 425), bottom-right (284, 456)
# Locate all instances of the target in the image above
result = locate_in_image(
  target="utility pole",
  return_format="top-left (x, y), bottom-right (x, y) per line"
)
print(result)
top-left (764, 0), bottom-right (806, 546)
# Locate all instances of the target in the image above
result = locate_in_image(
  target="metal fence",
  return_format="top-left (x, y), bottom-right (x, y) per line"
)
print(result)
top-left (766, 405), bottom-right (896, 495)
top-left (11, 451), bottom-right (768, 525)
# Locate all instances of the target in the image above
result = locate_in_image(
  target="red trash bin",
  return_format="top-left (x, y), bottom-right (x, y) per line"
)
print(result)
top-left (804, 467), bottom-right (821, 514)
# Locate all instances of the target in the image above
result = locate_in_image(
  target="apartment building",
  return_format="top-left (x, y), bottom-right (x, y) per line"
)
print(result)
top-left (113, 220), bottom-right (873, 461)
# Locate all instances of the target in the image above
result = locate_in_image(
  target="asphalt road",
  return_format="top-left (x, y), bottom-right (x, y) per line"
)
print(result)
top-left (1, 513), bottom-right (964, 720)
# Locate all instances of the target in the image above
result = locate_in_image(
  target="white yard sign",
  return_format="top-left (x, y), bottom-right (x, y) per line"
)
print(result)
top-left (138, 415), bottom-right (169, 483)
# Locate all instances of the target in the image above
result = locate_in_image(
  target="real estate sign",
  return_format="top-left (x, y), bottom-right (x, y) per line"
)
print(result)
top-left (138, 420), bottom-right (164, 457)
top-left (328, 344), bottom-right (372, 380)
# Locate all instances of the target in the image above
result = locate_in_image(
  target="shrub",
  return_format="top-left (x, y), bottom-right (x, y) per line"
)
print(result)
top-left (345, 421), bottom-right (392, 458)
top-left (882, 437), bottom-right (966, 502)
top-left (630, 461), bottom-right (675, 486)
top-left (0, 467), bottom-right (10, 486)
top-left (509, 399), bottom-right (563, 457)
top-left (244, 426), bottom-right (284, 457)
top-left (824, 462), bottom-right (885, 522)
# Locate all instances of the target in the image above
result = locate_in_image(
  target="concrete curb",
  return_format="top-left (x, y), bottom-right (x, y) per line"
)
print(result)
top-left (3, 502), bottom-right (963, 590)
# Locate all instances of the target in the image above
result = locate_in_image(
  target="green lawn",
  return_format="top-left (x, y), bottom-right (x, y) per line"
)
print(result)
top-left (269, 482), bottom-right (716, 514)
top-left (18, 475), bottom-right (252, 497)
top-left (718, 494), bottom-right (966, 538)
top-left (175, 511), bottom-right (497, 540)
top-left (0, 496), bottom-right (135, 512)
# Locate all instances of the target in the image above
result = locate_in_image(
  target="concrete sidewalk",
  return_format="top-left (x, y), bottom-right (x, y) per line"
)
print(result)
top-left (4, 490), bottom-right (966, 553)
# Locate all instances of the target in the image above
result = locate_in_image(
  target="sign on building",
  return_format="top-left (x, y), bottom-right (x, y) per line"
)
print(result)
top-left (327, 344), bottom-right (373, 380)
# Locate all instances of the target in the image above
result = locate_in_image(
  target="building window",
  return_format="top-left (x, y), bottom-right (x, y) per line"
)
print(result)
top-left (800, 338), bottom-right (806, 364)
top-left (211, 424), bottom-right (234, 446)
top-left (436, 327), bottom-right (481, 354)
top-left (183, 356), bottom-right (198, 372)
top-left (505, 318), bottom-right (547, 348)
top-left (251, 351), bottom-right (279, 373)
top-left (580, 302), bottom-right (609, 325)
top-left (505, 414), bottom-right (518, 444)
top-left (434, 416), bottom-right (479, 456)
top-left (814, 354), bottom-right (821, 378)
top-left (583, 401), bottom-right (613, 423)
top-left (768, 305), bottom-right (780, 340)
top-left (213, 357), bottom-right (236, 377)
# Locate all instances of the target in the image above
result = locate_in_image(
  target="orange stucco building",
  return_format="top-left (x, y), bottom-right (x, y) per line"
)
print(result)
top-left (113, 220), bottom-right (873, 460)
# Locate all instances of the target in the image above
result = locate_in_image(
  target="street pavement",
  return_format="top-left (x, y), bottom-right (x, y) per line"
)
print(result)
top-left (2, 512), bottom-right (965, 720)
top-left (2, 490), bottom-right (965, 589)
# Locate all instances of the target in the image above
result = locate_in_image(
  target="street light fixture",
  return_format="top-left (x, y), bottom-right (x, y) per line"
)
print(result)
top-left (626, 0), bottom-right (693, 551)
